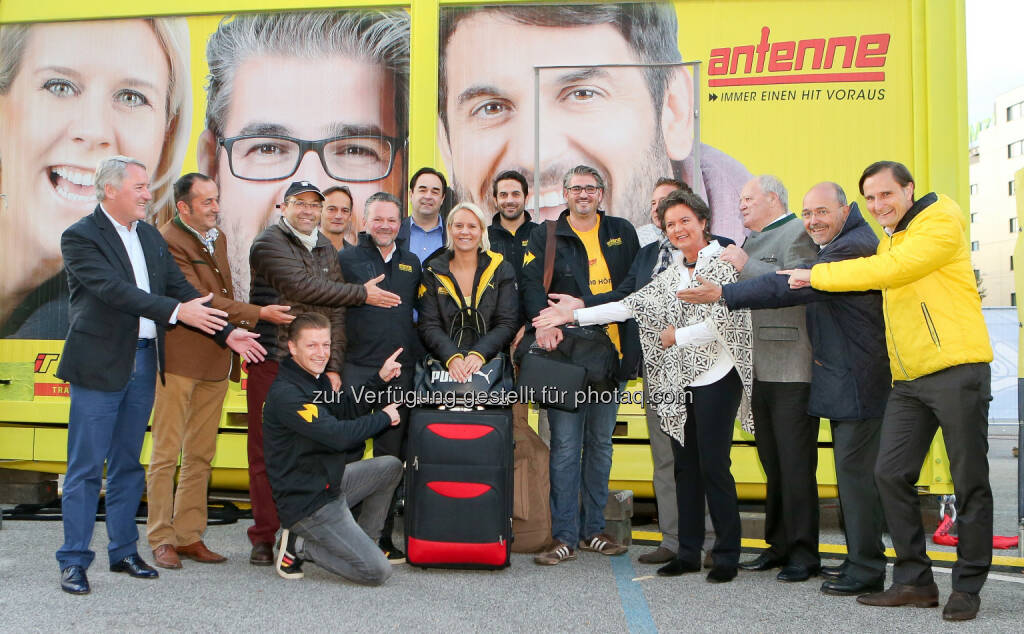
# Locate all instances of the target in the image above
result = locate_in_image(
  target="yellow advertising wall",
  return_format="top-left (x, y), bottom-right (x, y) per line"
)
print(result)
top-left (0, 0), bottom-right (966, 495)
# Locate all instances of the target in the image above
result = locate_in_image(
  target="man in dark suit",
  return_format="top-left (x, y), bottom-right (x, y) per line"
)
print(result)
top-left (55, 156), bottom-right (265, 595)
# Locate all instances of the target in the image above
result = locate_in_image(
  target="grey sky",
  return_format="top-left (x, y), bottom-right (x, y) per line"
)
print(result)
top-left (967, 0), bottom-right (1024, 124)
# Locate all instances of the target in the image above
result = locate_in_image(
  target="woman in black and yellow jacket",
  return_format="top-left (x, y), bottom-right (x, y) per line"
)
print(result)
top-left (418, 202), bottom-right (521, 382)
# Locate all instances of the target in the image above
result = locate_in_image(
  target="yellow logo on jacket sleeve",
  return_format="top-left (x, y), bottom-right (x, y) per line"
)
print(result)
top-left (298, 403), bottom-right (318, 423)
top-left (606, 237), bottom-right (622, 247)
top-left (523, 250), bottom-right (536, 266)
top-left (399, 263), bottom-right (412, 272)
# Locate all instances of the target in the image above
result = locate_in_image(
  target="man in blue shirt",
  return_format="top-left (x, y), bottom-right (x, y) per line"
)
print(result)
top-left (397, 167), bottom-right (447, 263)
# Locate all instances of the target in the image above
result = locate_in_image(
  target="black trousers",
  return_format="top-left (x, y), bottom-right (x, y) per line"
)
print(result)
top-left (831, 417), bottom-right (886, 582)
top-left (875, 362), bottom-right (992, 593)
top-left (672, 369), bottom-right (743, 567)
top-left (751, 380), bottom-right (820, 567)
top-left (343, 363), bottom-right (413, 460)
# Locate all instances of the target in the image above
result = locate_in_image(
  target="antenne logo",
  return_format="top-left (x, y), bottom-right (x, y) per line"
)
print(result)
top-left (34, 353), bottom-right (60, 373)
top-left (709, 26), bottom-right (890, 88)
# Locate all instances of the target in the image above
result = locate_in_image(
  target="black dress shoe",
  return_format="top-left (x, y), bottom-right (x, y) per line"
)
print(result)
top-left (656, 559), bottom-right (701, 576)
top-left (706, 565), bottom-right (738, 583)
top-left (109, 554), bottom-right (159, 579)
top-left (777, 564), bottom-right (820, 582)
top-left (738, 552), bottom-right (785, 571)
top-left (821, 575), bottom-right (884, 596)
top-left (821, 561), bottom-right (847, 579)
top-left (60, 565), bottom-right (90, 595)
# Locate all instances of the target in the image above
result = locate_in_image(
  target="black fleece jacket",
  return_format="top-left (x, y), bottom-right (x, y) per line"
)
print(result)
top-left (263, 356), bottom-right (392, 528)
top-left (337, 233), bottom-right (423, 368)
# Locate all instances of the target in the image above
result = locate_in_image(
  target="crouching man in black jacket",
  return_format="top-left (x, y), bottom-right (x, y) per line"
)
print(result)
top-left (264, 312), bottom-right (404, 584)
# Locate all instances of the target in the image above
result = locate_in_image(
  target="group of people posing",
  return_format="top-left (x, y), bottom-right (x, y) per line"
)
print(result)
top-left (54, 155), bottom-right (992, 623)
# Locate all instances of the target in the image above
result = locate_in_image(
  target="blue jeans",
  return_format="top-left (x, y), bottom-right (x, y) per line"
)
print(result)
top-left (57, 344), bottom-right (156, 570)
top-left (546, 382), bottom-right (625, 547)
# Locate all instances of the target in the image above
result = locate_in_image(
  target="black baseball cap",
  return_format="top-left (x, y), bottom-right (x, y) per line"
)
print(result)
top-left (283, 181), bottom-right (325, 201)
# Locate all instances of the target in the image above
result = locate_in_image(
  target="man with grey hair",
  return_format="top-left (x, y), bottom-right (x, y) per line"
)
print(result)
top-left (197, 10), bottom-right (410, 301)
top-left (520, 165), bottom-right (640, 565)
top-left (711, 175), bottom-right (821, 582)
top-left (56, 156), bottom-right (265, 595)
top-left (338, 191), bottom-right (422, 561)
top-left (437, 2), bottom-right (750, 239)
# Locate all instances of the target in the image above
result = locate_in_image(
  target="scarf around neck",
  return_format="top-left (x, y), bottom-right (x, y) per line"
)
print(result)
top-left (282, 217), bottom-right (320, 252)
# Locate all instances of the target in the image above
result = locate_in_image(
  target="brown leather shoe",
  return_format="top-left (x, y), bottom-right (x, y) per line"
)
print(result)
top-left (857, 582), bottom-right (939, 608)
top-left (152, 544), bottom-right (182, 569)
top-left (250, 542), bottom-right (274, 566)
top-left (942, 591), bottom-right (980, 621)
top-left (176, 540), bottom-right (227, 564)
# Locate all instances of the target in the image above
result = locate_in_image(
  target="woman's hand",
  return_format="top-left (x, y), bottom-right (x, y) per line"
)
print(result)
top-left (461, 354), bottom-right (483, 378)
top-left (533, 302), bottom-right (574, 330)
top-left (449, 355), bottom-right (483, 383)
top-left (659, 326), bottom-right (676, 349)
top-left (447, 356), bottom-right (469, 383)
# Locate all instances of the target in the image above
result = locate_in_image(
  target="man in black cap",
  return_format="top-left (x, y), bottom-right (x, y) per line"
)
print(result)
top-left (245, 181), bottom-right (400, 565)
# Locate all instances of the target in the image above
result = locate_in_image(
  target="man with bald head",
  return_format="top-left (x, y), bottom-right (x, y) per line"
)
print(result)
top-left (680, 181), bottom-right (889, 595)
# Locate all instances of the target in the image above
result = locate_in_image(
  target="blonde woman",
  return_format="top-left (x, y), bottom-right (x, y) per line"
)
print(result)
top-left (418, 202), bottom-right (520, 382)
top-left (0, 18), bottom-right (191, 338)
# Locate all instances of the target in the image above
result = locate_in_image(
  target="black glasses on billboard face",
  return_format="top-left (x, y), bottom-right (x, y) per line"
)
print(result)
top-left (220, 134), bottom-right (403, 182)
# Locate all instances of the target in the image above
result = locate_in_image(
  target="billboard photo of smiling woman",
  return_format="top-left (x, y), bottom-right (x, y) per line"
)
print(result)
top-left (0, 18), bottom-right (191, 338)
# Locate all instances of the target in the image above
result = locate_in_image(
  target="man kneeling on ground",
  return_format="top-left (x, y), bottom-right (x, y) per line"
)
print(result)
top-left (264, 312), bottom-right (404, 584)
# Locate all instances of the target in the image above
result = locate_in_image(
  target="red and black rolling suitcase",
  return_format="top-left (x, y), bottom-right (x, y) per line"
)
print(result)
top-left (405, 407), bottom-right (513, 569)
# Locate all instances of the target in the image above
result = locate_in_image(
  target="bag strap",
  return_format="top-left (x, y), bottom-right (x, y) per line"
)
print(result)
top-left (543, 220), bottom-right (556, 292)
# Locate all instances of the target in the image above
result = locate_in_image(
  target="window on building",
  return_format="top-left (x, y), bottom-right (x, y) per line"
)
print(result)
top-left (971, 240), bottom-right (980, 251)
top-left (1012, 255), bottom-right (1015, 271)
top-left (1011, 180), bottom-right (1017, 196)
top-left (970, 183), bottom-right (979, 195)
top-left (1011, 218), bottom-right (1018, 233)
top-left (1009, 100), bottom-right (1024, 122)
top-left (1013, 292), bottom-right (1017, 307)
top-left (970, 212), bottom-right (978, 223)
top-left (1009, 139), bottom-right (1024, 158)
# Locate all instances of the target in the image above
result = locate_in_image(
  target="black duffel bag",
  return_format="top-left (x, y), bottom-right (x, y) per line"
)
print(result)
top-left (414, 352), bottom-right (514, 406)
top-left (514, 324), bottom-right (618, 411)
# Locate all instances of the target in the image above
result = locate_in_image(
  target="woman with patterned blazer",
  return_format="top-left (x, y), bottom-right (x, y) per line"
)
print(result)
top-left (534, 189), bottom-right (753, 584)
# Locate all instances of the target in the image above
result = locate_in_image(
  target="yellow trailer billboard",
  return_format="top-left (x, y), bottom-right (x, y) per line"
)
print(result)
top-left (0, 0), bottom-right (963, 495)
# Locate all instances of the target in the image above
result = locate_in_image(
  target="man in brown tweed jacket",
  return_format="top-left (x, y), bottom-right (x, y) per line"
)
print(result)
top-left (146, 173), bottom-right (293, 569)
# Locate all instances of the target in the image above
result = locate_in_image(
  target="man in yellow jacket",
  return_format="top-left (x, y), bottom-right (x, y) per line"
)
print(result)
top-left (783, 161), bottom-right (993, 622)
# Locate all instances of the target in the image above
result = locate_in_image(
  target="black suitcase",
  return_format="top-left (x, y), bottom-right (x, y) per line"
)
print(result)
top-left (405, 407), bottom-right (513, 569)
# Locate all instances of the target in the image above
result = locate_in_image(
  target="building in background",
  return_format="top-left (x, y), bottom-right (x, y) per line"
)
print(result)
top-left (970, 85), bottom-right (1024, 307)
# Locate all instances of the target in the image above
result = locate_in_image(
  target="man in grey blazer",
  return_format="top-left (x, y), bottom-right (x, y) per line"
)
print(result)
top-left (722, 176), bottom-right (820, 582)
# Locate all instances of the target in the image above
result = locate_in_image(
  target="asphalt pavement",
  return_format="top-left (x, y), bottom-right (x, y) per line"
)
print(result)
top-left (0, 431), bottom-right (1020, 632)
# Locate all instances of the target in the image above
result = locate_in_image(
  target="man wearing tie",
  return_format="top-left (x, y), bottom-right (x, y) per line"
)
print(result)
top-left (56, 156), bottom-right (265, 595)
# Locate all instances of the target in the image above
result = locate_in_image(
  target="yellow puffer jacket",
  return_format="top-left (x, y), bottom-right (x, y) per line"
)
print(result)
top-left (810, 193), bottom-right (992, 381)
